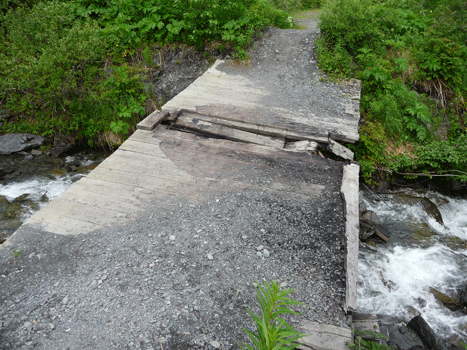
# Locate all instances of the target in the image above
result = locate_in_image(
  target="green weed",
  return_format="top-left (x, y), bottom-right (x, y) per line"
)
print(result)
top-left (239, 280), bottom-right (305, 350)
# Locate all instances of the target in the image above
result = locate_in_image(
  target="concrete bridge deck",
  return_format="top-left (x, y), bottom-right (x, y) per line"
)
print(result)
top-left (0, 15), bottom-right (360, 350)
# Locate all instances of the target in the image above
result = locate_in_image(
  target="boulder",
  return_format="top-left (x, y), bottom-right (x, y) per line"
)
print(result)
top-left (419, 198), bottom-right (443, 225)
top-left (429, 287), bottom-right (463, 312)
top-left (458, 284), bottom-right (467, 308)
top-left (362, 210), bottom-right (380, 225)
top-left (407, 315), bottom-right (448, 350)
top-left (49, 133), bottom-right (75, 157)
top-left (0, 133), bottom-right (45, 155)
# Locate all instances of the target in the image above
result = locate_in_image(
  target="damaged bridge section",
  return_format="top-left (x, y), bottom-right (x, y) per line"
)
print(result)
top-left (1, 24), bottom-right (361, 350)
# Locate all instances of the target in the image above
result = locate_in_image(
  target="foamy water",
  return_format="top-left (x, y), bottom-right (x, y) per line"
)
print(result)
top-left (359, 191), bottom-right (467, 339)
top-left (0, 174), bottom-right (85, 219)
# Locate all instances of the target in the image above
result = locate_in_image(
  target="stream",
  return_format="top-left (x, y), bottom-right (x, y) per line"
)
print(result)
top-left (359, 190), bottom-right (467, 342)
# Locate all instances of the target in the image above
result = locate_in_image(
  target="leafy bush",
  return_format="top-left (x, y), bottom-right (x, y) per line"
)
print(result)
top-left (73, 0), bottom-right (292, 50)
top-left (0, 1), bottom-right (146, 146)
top-left (317, 0), bottom-right (467, 183)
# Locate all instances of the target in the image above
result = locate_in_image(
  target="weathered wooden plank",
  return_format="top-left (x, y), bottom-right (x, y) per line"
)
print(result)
top-left (297, 321), bottom-right (352, 350)
top-left (284, 140), bottom-right (318, 152)
top-left (193, 105), bottom-right (358, 133)
top-left (31, 198), bottom-right (129, 226)
top-left (70, 177), bottom-right (158, 202)
top-left (87, 166), bottom-right (193, 191)
top-left (57, 188), bottom-right (143, 213)
top-left (352, 313), bottom-right (380, 335)
top-left (341, 163), bottom-right (360, 313)
top-left (175, 116), bottom-right (285, 148)
top-left (129, 129), bottom-right (164, 145)
top-left (25, 215), bottom-right (104, 236)
top-left (99, 149), bottom-right (189, 180)
top-left (328, 139), bottom-right (354, 161)
top-left (118, 139), bottom-right (168, 157)
top-left (136, 110), bottom-right (169, 131)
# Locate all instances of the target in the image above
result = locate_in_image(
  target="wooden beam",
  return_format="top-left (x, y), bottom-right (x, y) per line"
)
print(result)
top-left (137, 110), bottom-right (169, 131)
top-left (175, 115), bottom-right (285, 148)
top-left (341, 163), bottom-right (360, 313)
top-left (297, 321), bottom-right (352, 350)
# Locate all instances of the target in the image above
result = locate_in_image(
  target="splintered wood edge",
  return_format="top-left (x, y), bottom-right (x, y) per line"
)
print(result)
top-left (341, 163), bottom-right (360, 313)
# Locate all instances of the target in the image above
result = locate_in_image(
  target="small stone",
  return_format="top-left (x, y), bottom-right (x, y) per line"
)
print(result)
top-left (31, 149), bottom-right (42, 156)
top-left (210, 340), bottom-right (220, 348)
top-left (23, 321), bottom-right (32, 329)
top-left (169, 235), bottom-right (175, 241)
top-left (21, 316), bottom-right (28, 321)
top-left (256, 245), bottom-right (264, 251)
top-left (263, 249), bottom-right (270, 258)
top-left (28, 252), bottom-right (35, 259)
top-left (256, 252), bottom-right (263, 258)
top-left (62, 296), bottom-right (69, 305)
top-left (90, 280), bottom-right (98, 289)
top-left (206, 253), bottom-right (213, 260)
top-left (241, 235), bottom-right (247, 239)
top-left (49, 324), bottom-right (55, 330)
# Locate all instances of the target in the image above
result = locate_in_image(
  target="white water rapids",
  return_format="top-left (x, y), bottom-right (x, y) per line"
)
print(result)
top-left (359, 191), bottom-right (467, 339)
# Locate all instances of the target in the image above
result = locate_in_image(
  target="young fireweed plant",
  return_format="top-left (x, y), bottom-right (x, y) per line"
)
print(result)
top-left (240, 281), bottom-right (305, 350)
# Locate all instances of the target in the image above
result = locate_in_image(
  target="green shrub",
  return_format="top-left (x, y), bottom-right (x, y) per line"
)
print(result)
top-left (0, 1), bottom-right (146, 146)
top-left (317, 0), bottom-right (466, 182)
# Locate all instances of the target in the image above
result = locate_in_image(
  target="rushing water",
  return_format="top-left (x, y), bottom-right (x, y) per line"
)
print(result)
top-left (359, 190), bottom-right (467, 340)
top-left (0, 154), bottom-right (103, 241)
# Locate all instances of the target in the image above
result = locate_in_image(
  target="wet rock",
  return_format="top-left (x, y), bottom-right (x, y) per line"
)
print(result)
top-left (429, 287), bottom-right (463, 312)
top-left (13, 194), bottom-right (30, 203)
top-left (362, 210), bottom-right (380, 225)
top-left (458, 284), bottom-right (467, 308)
top-left (4, 202), bottom-right (22, 220)
top-left (0, 133), bottom-right (45, 155)
top-left (49, 133), bottom-right (75, 157)
top-left (397, 194), bottom-right (443, 225)
top-left (407, 315), bottom-right (448, 350)
top-left (380, 322), bottom-right (425, 350)
top-left (419, 198), bottom-right (443, 225)
top-left (0, 195), bottom-right (9, 212)
top-left (0, 166), bottom-right (15, 179)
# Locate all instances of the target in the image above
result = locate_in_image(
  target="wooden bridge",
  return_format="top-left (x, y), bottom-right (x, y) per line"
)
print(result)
top-left (1, 25), bottom-right (361, 350)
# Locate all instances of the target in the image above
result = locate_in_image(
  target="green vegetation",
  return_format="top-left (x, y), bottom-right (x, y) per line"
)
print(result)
top-left (0, 0), bottom-right (316, 148)
top-left (316, 0), bottom-right (467, 184)
top-left (348, 330), bottom-right (394, 350)
top-left (239, 280), bottom-right (305, 350)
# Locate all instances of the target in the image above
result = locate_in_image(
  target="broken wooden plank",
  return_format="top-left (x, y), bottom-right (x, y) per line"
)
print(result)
top-left (175, 115), bottom-right (285, 148)
top-left (328, 139), bottom-right (354, 161)
top-left (341, 163), bottom-right (360, 313)
top-left (137, 110), bottom-right (169, 131)
top-left (284, 140), bottom-right (318, 152)
top-left (297, 321), bottom-right (352, 350)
